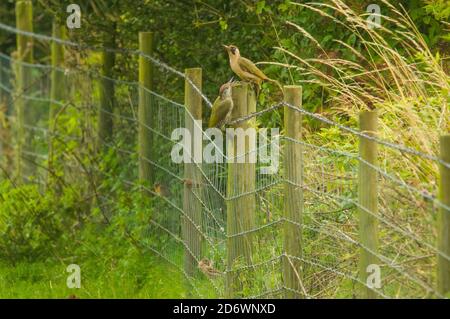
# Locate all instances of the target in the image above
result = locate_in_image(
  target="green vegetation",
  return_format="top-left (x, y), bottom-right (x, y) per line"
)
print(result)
top-left (0, 0), bottom-right (448, 298)
top-left (0, 250), bottom-right (187, 298)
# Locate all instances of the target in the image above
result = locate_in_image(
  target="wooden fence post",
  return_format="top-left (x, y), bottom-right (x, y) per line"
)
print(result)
top-left (15, 0), bottom-right (34, 181)
top-left (47, 21), bottom-right (65, 189)
top-left (283, 85), bottom-right (303, 298)
top-left (0, 54), bottom-right (3, 106)
top-left (6, 52), bottom-right (19, 174)
top-left (0, 56), bottom-right (3, 163)
top-left (182, 68), bottom-right (203, 280)
top-left (246, 83), bottom-right (257, 256)
top-left (358, 110), bottom-right (379, 299)
top-left (437, 135), bottom-right (450, 295)
top-left (97, 32), bottom-right (115, 146)
top-left (0, 52), bottom-right (8, 110)
top-left (138, 32), bottom-right (154, 188)
top-left (0, 54), bottom-right (10, 167)
top-left (226, 82), bottom-right (255, 298)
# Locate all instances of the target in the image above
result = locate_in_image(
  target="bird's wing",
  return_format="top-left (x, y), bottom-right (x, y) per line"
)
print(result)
top-left (214, 99), bottom-right (233, 126)
top-left (209, 98), bottom-right (233, 128)
top-left (238, 57), bottom-right (268, 80)
top-left (208, 96), bottom-right (222, 128)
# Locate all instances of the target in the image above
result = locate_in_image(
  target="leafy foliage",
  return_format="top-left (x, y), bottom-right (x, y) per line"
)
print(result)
top-left (0, 0), bottom-right (448, 298)
top-left (0, 181), bottom-right (80, 262)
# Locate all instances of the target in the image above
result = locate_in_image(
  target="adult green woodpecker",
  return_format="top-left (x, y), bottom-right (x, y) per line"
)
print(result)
top-left (208, 82), bottom-right (234, 130)
top-left (223, 44), bottom-right (282, 95)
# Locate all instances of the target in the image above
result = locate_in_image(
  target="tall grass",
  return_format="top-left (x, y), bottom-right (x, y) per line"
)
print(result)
top-left (264, 0), bottom-right (450, 297)
top-left (280, 0), bottom-right (448, 184)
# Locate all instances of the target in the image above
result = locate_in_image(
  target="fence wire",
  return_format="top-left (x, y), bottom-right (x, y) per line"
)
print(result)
top-left (0, 23), bottom-right (448, 299)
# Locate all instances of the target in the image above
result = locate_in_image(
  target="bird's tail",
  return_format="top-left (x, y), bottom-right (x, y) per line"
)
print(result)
top-left (266, 78), bottom-right (284, 96)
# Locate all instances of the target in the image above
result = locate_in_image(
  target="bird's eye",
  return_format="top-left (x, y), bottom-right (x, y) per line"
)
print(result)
top-left (231, 47), bottom-right (236, 54)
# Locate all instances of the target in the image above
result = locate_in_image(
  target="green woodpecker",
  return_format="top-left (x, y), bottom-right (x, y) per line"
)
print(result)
top-left (198, 258), bottom-right (223, 278)
top-left (208, 82), bottom-right (234, 130)
top-left (223, 44), bottom-right (282, 95)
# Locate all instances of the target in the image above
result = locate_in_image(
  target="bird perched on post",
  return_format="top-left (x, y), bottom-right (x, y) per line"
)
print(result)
top-left (153, 182), bottom-right (171, 197)
top-left (198, 258), bottom-right (224, 278)
top-left (223, 44), bottom-right (282, 95)
top-left (208, 81), bottom-right (234, 130)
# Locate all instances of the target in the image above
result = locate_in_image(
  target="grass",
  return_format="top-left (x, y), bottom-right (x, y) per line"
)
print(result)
top-left (274, 0), bottom-right (448, 182)
top-left (264, 0), bottom-right (448, 298)
top-left (0, 0), bottom-right (447, 299)
top-left (0, 256), bottom-right (187, 298)
top-left (0, 231), bottom-right (219, 299)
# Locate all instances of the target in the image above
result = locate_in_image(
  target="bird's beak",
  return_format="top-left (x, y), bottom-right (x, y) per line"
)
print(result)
top-left (222, 44), bottom-right (229, 51)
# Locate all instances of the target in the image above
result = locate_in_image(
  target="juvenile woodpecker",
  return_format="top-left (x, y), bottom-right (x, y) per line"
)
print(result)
top-left (198, 258), bottom-right (223, 278)
top-left (208, 82), bottom-right (234, 130)
top-left (223, 44), bottom-right (282, 95)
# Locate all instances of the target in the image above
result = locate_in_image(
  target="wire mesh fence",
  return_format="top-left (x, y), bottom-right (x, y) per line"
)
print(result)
top-left (0, 20), bottom-right (449, 299)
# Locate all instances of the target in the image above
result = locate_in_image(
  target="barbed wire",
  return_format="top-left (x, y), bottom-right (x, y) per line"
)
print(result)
top-left (0, 22), bottom-right (213, 109)
top-left (225, 99), bottom-right (449, 169)
top-left (2, 32), bottom-right (446, 170)
top-left (227, 102), bottom-right (284, 126)
top-left (2, 56), bottom-right (446, 216)
top-left (208, 96), bottom-right (449, 171)
top-left (105, 143), bottom-right (226, 231)
top-left (1, 22), bottom-right (447, 168)
top-left (1, 22), bottom-right (448, 299)
top-left (282, 101), bottom-right (450, 169)
top-left (289, 216), bottom-right (443, 297)
top-left (283, 136), bottom-right (450, 213)
top-left (5, 84), bottom-right (447, 257)
top-left (285, 254), bottom-right (390, 299)
top-left (0, 53), bottom-right (186, 109)
top-left (299, 183), bottom-right (450, 262)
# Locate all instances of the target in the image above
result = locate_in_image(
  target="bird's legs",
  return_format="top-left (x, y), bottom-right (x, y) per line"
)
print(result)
top-left (232, 80), bottom-right (260, 96)
top-left (253, 82), bottom-right (261, 97)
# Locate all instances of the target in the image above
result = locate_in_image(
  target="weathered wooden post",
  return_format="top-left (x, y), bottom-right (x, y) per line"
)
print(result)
top-left (358, 110), bottom-right (379, 299)
top-left (47, 21), bottom-right (65, 189)
top-left (0, 55), bottom-right (3, 106)
top-left (182, 68), bottom-right (203, 281)
top-left (0, 54), bottom-right (10, 167)
top-left (437, 135), bottom-right (450, 296)
top-left (4, 52), bottom-right (19, 174)
top-left (0, 52), bottom-right (8, 109)
top-left (226, 82), bottom-right (256, 298)
top-left (97, 32), bottom-right (115, 146)
top-left (138, 32), bottom-right (154, 188)
top-left (0, 57), bottom-right (3, 163)
top-left (246, 84), bottom-right (257, 243)
top-left (283, 86), bottom-right (303, 298)
top-left (15, 0), bottom-right (34, 181)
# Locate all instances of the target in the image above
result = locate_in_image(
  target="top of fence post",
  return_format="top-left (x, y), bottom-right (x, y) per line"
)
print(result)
top-left (139, 32), bottom-right (154, 90)
top-left (15, 1), bottom-right (33, 63)
top-left (138, 31), bottom-right (155, 189)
